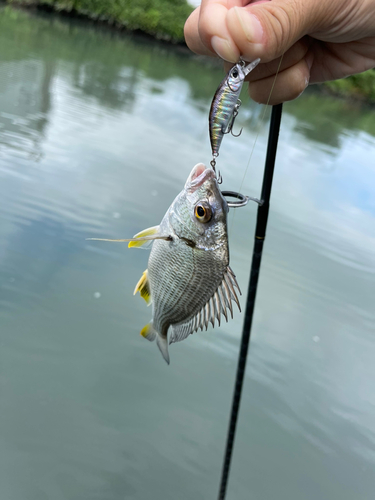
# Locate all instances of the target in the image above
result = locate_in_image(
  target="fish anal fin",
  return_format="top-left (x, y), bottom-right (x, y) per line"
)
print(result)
top-left (140, 322), bottom-right (156, 342)
top-left (134, 269), bottom-right (152, 306)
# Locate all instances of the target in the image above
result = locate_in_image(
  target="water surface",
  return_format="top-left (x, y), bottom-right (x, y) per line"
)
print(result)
top-left (1, 7), bottom-right (375, 500)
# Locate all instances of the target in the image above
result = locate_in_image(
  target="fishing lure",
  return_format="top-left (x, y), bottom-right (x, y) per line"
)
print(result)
top-left (209, 58), bottom-right (260, 173)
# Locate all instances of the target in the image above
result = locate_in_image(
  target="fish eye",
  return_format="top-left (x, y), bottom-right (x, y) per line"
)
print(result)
top-left (232, 69), bottom-right (238, 78)
top-left (194, 203), bottom-right (212, 223)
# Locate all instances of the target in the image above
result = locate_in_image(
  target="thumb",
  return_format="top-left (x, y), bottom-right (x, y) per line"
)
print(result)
top-left (226, 0), bottom-right (326, 62)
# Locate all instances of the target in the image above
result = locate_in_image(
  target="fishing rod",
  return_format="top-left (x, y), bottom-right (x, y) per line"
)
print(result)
top-left (218, 103), bottom-right (283, 500)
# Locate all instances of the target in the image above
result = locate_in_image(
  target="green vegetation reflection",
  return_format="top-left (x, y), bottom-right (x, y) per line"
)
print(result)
top-left (5, 0), bottom-right (193, 42)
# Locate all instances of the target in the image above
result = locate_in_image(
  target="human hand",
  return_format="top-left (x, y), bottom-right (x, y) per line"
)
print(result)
top-left (184, 0), bottom-right (375, 104)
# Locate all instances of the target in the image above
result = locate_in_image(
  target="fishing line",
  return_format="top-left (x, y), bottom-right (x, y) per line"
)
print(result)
top-left (229, 54), bottom-right (284, 232)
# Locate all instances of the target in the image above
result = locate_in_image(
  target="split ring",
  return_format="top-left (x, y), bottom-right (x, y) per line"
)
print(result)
top-left (221, 190), bottom-right (263, 208)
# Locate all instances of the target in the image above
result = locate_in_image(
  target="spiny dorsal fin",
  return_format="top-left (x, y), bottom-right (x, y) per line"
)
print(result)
top-left (134, 269), bottom-right (152, 306)
top-left (169, 267), bottom-right (241, 345)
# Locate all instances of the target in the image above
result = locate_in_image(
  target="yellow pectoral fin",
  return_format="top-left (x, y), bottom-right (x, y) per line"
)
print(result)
top-left (87, 225), bottom-right (170, 249)
top-left (128, 225), bottom-right (160, 248)
top-left (133, 270), bottom-right (152, 306)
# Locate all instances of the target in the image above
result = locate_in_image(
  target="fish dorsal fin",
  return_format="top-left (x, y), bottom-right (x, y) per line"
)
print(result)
top-left (134, 269), bottom-right (152, 305)
top-left (169, 266), bottom-right (241, 345)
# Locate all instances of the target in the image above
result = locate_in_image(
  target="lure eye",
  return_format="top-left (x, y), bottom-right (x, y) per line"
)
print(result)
top-left (232, 69), bottom-right (239, 78)
top-left (194, 203), bottom-right (212, 223)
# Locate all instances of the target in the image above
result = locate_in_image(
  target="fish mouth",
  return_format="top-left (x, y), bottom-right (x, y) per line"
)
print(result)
top-left (186, 163), bottom-right (215, 193)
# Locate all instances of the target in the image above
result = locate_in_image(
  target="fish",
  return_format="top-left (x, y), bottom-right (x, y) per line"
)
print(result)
top-left (130, 163), bottom-right (241, 364)
top-left (209, 58), bottom-right (260, 160)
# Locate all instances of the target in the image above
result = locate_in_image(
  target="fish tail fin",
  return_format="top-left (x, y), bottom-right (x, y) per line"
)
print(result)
top-left (140, 322), bottom-right (156, 342)
top-left (156, 335), bottom-right (170, 365)
top-left (140, 322), bottom-right (170, 365)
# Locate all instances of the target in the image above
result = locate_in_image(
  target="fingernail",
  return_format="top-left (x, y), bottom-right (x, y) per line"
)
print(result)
top-left (211, 36), bottom-right (239, 63)
top-left (232, 7), bottom-right (263, 44)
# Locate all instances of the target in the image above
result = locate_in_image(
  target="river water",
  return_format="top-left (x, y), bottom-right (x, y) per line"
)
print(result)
top-left (1, 7), bottom-right (375, 500)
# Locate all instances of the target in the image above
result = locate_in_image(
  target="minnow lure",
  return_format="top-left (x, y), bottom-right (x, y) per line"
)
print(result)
top-left (209, 58), bottom-right (260, 172)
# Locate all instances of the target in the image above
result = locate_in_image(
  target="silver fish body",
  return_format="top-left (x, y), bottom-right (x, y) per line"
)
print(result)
top-left (209, 59), bottom-right (260, 158)
top-left (134, 164), bottom-right (241, 363)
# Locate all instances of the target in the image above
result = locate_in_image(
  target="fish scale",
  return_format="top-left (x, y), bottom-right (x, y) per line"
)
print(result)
top-left (149, 236), bottom-right (226, 335)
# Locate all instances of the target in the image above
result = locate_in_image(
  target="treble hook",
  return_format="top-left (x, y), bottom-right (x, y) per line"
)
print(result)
top-left (222, 100), bottom-right (242, 138)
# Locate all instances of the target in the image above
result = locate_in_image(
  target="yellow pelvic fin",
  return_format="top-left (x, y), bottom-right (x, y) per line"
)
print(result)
top-left (128, 225), bottom-right (160, 248)
top-left (133, 270), bottom-right (152, 306)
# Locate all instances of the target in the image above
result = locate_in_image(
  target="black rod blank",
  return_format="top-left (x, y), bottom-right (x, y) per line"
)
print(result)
top-left (218, 103), bottom-right (283, 500)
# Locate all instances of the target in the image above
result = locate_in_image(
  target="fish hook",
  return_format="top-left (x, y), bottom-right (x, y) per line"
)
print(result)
top-left (221, 190), bottom-right (263, 208)
top-left (222, 100), bottom-right (242, 137)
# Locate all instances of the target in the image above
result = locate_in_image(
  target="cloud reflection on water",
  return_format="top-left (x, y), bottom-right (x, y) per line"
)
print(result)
top-left (1, 7), bottom-right (375, 500)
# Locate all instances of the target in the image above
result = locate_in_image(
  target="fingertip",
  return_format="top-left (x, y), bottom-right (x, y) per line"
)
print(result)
top-left (211, 36), bottom-right (240, 63)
